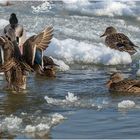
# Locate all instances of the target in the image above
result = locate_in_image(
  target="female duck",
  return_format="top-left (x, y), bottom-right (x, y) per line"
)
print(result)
top-left (100, 26), bottom-right (138, 55)
top-left (106, 73), bottom-right (140, 93)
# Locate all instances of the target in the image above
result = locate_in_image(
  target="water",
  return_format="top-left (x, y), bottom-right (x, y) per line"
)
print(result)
top-left (0, 0), bottom-right (140, 139)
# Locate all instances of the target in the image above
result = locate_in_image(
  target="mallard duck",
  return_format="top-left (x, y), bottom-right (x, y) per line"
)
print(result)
top-left (100, 26), bottom-right (138, 55)
top-left (0, 36), bottom-right (33, 91)
top-left (22, 26), bottom-right (56, 77)
top-left (4, 13), bottom-right (27, 55)
top-left (33, 64), bottom-right (56, 78)
top-left (106, 72), bottom-right (140, 93)
top-left (33, 56), bottom-right (58, 77)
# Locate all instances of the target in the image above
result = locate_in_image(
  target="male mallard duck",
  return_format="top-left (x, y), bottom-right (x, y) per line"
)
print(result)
top-left (100, 26), bottom-right (138, 55)
top-left (4, 13), bottom-right (26, 55)
top-left (22, 26), bottom-right (56, 77)
top-left (106, 72), bottom-right (140, 93)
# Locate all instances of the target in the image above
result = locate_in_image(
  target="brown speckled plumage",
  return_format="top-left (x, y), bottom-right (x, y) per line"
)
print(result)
top-left (101, 26), bottom-right (138, 55)
top-left (107, 73), bottom-right (140, 93)
top-left (0, 36), bottom-right (33, 91)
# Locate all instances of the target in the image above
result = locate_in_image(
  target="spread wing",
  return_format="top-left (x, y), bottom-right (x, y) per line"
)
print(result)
top-left (33, 26), bottom-right (53, 51)
top-left (22, 26), bottom-right (53, 66)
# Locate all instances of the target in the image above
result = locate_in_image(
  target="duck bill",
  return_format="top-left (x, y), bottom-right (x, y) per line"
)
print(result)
top-left (32, 45), bottom-right (37, 65)
top-left (100, 33), bottom-right (106, 38)
top-left (106, 80), bottom-right (112, 88)
top-left (0, 46), bottom-right (4, 65)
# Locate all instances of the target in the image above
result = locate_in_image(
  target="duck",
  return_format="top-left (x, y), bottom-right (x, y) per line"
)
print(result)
top-left (0, 36), bottom-right (33, 91)
top-left (4, 13), bottom-right (26, 55)
top-left (22, 26), bottom-right (55, 77)
top-left (100, 26), bottom-right (138, 55)
top-left (106, 72), bottom-right (140, 93)
top-left (33, 64), bottom-right (56, 78)
top-left (33, 56), bottom-right (58, 77)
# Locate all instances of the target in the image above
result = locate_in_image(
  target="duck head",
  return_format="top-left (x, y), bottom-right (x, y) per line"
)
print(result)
top-left (100, 26), bottom-right (117, 37)
top-left (9, 13), bottom-right (18, 29)
top-left (44, 66), bottom-right (56, 78)
top-left (106, 73), bottom-right (124, 88)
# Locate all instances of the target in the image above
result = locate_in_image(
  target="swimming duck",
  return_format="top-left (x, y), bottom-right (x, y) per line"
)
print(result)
top-left (33, 64), bottom-right (56, 78)
top-left (100, 26), bottom-right (138, 55)
top-left (33, 56), bottom-right (58, 77)
top-left (106, 72), bottom-right (140, 93)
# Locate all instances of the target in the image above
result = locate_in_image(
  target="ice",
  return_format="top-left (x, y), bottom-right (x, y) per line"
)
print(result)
top-left (25, 125), bottom-right (36, 133)
top-left (45, 92), bottom-right (109, 109)
top-left (62, 0), bottom-right (137, 17)
top-left (31, 1), bottom-right (52, 13)
top-left (66, 92), bottom-right (78, 102)
top-left (52, 57), bottom-right (70, 71)
top-left (0, 115), bottom-right (22, 133)
top-left (51, 113), bottom-right (65, 125)
top-left (45, 38), bottom-right (132, 65)
top-left (118, 100), bottom-right (135, 109)
top-left (45, 92), bottom-right (78, 106)
top-left (0, 113), bottom-right (64, 137)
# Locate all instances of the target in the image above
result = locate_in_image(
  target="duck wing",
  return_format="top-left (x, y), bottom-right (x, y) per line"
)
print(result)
top-left (22, 26), bottom-right (53, 66)
top-left (0, 58), bottom-right (33, 73)
top-left (33, 26), bottom-right (53, 51)
top-left (22, 35), bottom-right (36, 66)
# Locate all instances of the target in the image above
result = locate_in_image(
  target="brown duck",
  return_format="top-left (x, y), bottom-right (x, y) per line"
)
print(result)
top-left (33, 55), bottom-right (58, 77)
top-left (0, 36), bottom-right (33, 91)
top-left (22, 26), bottom-right (57, 77)
top-left (100, 26), bottom-right (138, 55)
top-left (106, 73), bottom-right (140, 93)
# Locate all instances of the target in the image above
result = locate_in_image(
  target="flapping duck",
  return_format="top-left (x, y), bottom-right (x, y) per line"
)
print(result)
top-left (106, 73), bottom-right (140, 93)
top-left (22, 26), bottom-right (57, 77)
top-left (100, 26), bottom-right (138, 55)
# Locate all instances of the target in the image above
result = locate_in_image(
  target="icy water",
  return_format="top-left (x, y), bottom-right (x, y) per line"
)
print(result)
top-left (1, 1), bottom-right (140, 139)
